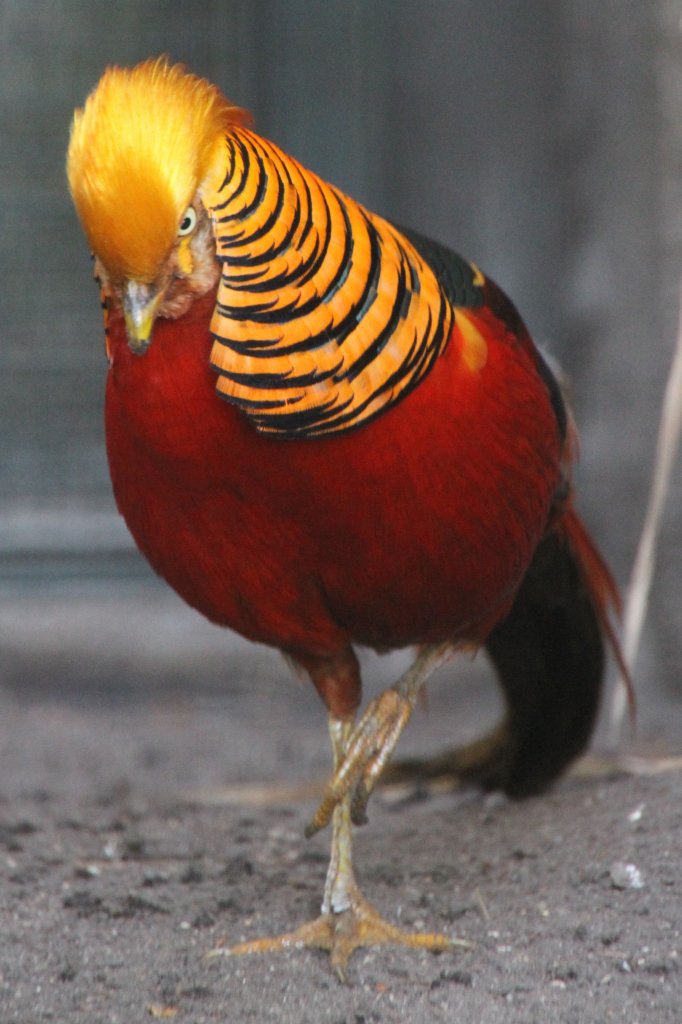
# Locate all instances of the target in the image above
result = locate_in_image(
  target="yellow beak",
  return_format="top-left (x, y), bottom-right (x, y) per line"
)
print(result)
top-left (122, 281), bottom-right (163, 355)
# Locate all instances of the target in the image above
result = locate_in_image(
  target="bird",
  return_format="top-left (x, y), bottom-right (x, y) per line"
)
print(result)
top-left (67, 58), bottom-right (630, 978)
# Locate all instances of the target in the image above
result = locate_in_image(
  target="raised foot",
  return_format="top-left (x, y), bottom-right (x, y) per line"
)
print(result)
top-left (306, 643), bottom-right (453, 837)
top-left (207, 889), bottom-right (470, 982)
top-left (306, 689), bottom-right (413, 837)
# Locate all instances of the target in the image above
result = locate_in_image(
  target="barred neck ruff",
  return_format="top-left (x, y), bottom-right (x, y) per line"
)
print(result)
top-left (202, 128), bottom-right (453, 438)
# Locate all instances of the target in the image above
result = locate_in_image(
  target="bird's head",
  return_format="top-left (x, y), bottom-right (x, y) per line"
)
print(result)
top-left (67, 58), bottom-right (249, 353)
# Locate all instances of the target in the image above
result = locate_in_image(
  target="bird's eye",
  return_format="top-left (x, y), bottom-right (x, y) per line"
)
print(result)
top-left (178, 206), bottom-right (197, 236)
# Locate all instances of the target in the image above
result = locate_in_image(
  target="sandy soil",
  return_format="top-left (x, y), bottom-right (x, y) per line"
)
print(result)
top-left (1, 591), bottom-right (681, 1023)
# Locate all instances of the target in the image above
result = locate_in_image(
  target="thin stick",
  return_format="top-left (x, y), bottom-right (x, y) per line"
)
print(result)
top-left (606, 275), bottom-right (682, 745)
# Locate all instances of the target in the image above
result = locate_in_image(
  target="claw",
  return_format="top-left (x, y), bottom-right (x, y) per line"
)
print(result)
top-left (350, 779), bottom-right (370, 826)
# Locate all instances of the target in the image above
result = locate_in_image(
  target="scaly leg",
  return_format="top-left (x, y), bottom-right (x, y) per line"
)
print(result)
top-left (208, 707), bottom-right (468, 979)
top-left (306, 642), bottom-right (454, 836)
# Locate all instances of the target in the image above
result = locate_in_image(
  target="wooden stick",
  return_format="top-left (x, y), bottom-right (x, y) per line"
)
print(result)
top-left (606, 275), bottom-right (682, 745)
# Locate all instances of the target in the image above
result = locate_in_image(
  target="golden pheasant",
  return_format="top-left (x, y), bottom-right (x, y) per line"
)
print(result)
top-left (67, 58), bottom-right (628, 978)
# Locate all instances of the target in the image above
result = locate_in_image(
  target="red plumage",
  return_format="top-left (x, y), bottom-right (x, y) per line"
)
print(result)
top-left (105, 281), bottom-right (561, 715)
top-left (68, 59), bottom-right (627, 974)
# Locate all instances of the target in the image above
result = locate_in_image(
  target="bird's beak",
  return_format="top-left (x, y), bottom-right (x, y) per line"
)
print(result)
top-left (122, 281), bottom-right (163, 355)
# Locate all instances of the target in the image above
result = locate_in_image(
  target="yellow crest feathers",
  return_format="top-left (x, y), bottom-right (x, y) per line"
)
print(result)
top-left (67, 58), bottom-right (249, 282)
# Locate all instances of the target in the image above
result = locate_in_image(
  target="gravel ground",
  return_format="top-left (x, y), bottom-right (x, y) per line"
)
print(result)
top-left (1, 589), bottom-right (681, 1023)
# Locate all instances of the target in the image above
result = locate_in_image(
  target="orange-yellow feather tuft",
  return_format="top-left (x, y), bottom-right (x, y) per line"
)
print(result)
top-left (67, 57), bottom-right (249, 282)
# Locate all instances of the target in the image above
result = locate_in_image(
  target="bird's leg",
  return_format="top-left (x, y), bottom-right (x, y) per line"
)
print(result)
top-left (208, 711), bottom-right (468, 979)
top-left (306, 641), bottom-right (454, 837)
top-left (320, 717), bottom-right (358, 917)
top-left (315, 715), bottom-right (467, 979)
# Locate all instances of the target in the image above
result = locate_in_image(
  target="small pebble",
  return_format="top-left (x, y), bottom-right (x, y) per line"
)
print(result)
top-left (74, 863), bottom-right (101, 879)
top-left (610, 862), bottom-right (645, 890)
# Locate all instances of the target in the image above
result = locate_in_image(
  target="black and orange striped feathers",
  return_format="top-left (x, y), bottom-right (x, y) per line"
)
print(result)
top-left (205, 130), bottom-right (479, 436)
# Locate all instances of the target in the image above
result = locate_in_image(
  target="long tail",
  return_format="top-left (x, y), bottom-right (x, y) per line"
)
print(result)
top-left (384, 509), bottom-right (632, 798)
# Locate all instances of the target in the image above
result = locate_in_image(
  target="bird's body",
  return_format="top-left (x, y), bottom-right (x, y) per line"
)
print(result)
top-left (68, 59), bottom-right (625, 976)
top-left (105, 279), bottom-right (559, 678)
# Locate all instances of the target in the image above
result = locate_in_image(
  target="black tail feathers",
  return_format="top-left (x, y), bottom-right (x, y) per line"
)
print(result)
top-left (480, 527), bottom-right (606, 796)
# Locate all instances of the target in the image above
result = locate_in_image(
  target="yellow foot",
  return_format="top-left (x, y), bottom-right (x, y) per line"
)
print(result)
top-left (207, 890), bottom-right (470, 982)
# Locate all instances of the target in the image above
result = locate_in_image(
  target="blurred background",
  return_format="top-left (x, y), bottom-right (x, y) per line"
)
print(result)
top-left (1, 0), bottom-right (680, 793)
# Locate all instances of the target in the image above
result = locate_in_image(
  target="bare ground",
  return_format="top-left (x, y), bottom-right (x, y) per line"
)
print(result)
top-left (1, 590), bottom-right (681, 1023)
